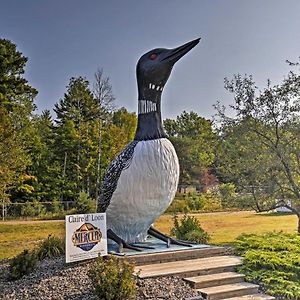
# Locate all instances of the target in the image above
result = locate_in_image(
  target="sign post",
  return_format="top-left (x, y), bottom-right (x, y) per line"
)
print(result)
top-left (65, 213), bottom-right (107, 263)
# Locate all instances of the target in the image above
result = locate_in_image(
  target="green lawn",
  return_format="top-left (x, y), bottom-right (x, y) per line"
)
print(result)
top-left (0, 211), bottom-right (298, 260)
top-left (0, 221), bottom-right (65, 260)
top-left (155, 211), bottom-right (298, 244)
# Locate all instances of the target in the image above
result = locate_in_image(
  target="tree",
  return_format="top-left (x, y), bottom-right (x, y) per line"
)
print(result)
top-left (92, 68), bottom-right (116, 200)
top-left (215, 117), bottom-right (277, 211)
top-left (215, 71), bottom-right (300, 233)
top-left (0, 39), bottom-right (37, 208)
top-left (164, 111), bottom-right (216, 186)
top-left (28, 110), bottom-right (63, 201)
top-left (54, 77), bottom-right (101, 200)
top-left (93, 68), bottom-right (115, 115)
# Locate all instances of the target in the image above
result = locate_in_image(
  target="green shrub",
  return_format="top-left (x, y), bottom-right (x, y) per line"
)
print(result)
top-left (51, 198), bottom-right (64, 214)
top-left (200, 193), bottom-right (222, 212)
top-left (234, 232), bottom-right (300, 299)
top-left (171, 214), bottom-right (210, 244)
top-left (36, 235), bottom-right (65, 260)
top-left (76, 191), bottom-right (96, 214)
top-left (88, 256), bottom-right (137, 300)
top-left (20, 200), bottom-right (46, 217)
top-left (219, 183), bottom-right (237, 208)
top-left (187, 196), bottom-right (204, 211)
top-left (165, 199), bottom-right (189, 213)
top-left (9, 249), bottom-right (38, 280)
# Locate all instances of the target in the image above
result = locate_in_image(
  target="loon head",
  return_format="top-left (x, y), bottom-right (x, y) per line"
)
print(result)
top-left (136, 38), bottom-right (200, 97)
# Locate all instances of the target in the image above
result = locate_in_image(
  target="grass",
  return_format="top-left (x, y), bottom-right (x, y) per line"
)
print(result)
top-left (0, 221), bottom-right (64, 260)
top-left (0, 211), bottom-right (298, 260)
top-left (154, 211), bottom-right (298, 244)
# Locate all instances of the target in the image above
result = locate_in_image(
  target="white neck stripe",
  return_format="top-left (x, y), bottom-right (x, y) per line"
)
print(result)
top-left (149, 83), bottom-right (163, 92)
top-left (138, 100), bottom-right (157, 114)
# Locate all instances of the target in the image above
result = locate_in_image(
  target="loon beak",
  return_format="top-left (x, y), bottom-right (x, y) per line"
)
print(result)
top-left (161, 38), bottom-right (200, 65)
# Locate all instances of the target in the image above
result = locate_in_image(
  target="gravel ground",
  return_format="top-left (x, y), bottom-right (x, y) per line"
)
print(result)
top-left (0, 257), bottom-right (201, 300)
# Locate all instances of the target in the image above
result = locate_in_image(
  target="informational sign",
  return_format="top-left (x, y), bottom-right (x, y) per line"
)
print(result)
top-left (65, 213), bottom-right (107, 263)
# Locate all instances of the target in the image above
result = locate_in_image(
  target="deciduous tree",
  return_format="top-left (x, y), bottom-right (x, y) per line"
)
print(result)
top-left (215, 71), bottom-right (300, 232)
top-left (164, 111), bottom-right (216, 186)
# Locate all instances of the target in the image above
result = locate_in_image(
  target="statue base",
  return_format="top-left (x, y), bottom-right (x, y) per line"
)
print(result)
top-left (108, 237), bottom-right (208, 255)
top-left (107, 237), bottom-right (225, 265)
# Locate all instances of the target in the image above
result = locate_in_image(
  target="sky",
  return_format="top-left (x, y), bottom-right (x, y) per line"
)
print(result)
top-left (1, 0), bottom-right (300, 120)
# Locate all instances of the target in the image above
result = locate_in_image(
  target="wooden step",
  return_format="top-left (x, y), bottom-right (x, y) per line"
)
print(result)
top-left (199, 282), bottom-right (259, 300)
top-left (222, 294), bottom-right (275, 300)
top-left (135, 255), bottom-right (242, 279)
top-left (121, 245), bottom-right (228, 266)
top-left (184, 272), bottom-right (245, 288)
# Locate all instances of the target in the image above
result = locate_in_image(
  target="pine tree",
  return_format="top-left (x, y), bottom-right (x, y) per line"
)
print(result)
top-left (54, 77), bottom-right (101, 200)
top-left (0, 39), bottom-right (37, 208)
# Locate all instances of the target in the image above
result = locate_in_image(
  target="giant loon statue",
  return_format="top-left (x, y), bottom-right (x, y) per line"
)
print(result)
top-left (98, 38), bottom-right (200, 251)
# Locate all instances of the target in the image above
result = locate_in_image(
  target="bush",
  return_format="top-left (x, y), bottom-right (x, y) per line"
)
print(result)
top-left (199, 193), bottom-right (222, 212)
top-left (20, 200), bottom-right (46, 217)
top-left (234, 232), bottom-right (300, 299)
top-left (36, 235), bottom-right (65, 260)
top-left (51, 198), bottom-right (64, 214)
top-left (88, 256), bottom-right (137, 300)
top-left (165, 199), bottom-right (189, 214)
top-left (9, 249), bottom-right (38, 280)
top-left (219, 183), bottom-right (236, 208)
top-left (187, 196), bottom-right (204, 211)
top-left (76, 191), bottom-right (96, 214)
top-left (170, 214), bottom-right (210, 244)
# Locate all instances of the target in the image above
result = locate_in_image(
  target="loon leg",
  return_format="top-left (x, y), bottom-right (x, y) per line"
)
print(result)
top-left (147, 226), bottom-right (193, 248)
top-left (107, 229), bottom-right (154, 253)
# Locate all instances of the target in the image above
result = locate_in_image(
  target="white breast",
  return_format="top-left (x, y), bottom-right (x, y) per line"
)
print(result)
top-left (106, 138), bottom-right (179, 243)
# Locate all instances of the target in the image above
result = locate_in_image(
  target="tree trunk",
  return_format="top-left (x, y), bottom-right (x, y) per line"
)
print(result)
top-left (282, 202), bottom-right (300, 234)
top-left (63, 152), bottom-right (67, 177)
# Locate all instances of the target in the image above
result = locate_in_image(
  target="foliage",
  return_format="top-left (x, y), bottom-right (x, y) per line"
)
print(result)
top-left (36, 235), bottom-right (64, 260)
top-left (20, 200), bottom-right (46, 217)
top-left (0, 39), bottom-right (37, 203)
top-left (88, 256), bottom-right (137, 300)
top-left (9, 249), bottom-right (38, 280)
top-left (171, 213), bottom-right (210, 243)
top-left (165, 199), bottom-right (190, 214)
top-left (215, 71), bottom-right (300, 231)
top-left (215, 117), bottom-right (278, 212)
top-left (54, 76), bottom-right (101, 200)
top-left (28, 110), bottom-right (64, 202)
top-left (188, 193), bottom-right (222, 212)
top-left (164, 111), bottom-right (216, 186)
top-left (219, 183), bottom-right (237, 208)
top-left (112, 107), bottom-right (137, 141)
top-left (76, 191), bottom-right (96, 214)
top-left (234, 232), bottom-right (300, 299)
top-left (166, 192), bottom-right (223, 214)
top-left (51, 198), bottom-right (64, 214)
top-left (53, 76), bottom-right (135, 202)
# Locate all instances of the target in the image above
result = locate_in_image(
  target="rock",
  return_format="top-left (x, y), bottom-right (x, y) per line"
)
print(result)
top-left (0, 257), bottom-right (202, 300)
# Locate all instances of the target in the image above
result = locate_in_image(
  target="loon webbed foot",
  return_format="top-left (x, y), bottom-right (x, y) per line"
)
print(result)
top-left (147, 226), bottom-right (193, 247)
top-left (107, 229), bottom-right (154, 253)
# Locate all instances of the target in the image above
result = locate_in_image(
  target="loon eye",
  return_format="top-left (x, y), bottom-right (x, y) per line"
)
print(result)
top-left (149, 53), bottom-right (158, 60)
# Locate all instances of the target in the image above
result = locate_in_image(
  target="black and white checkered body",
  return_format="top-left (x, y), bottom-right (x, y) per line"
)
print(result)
top-left (100, 138), bottom-right (179, 243)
